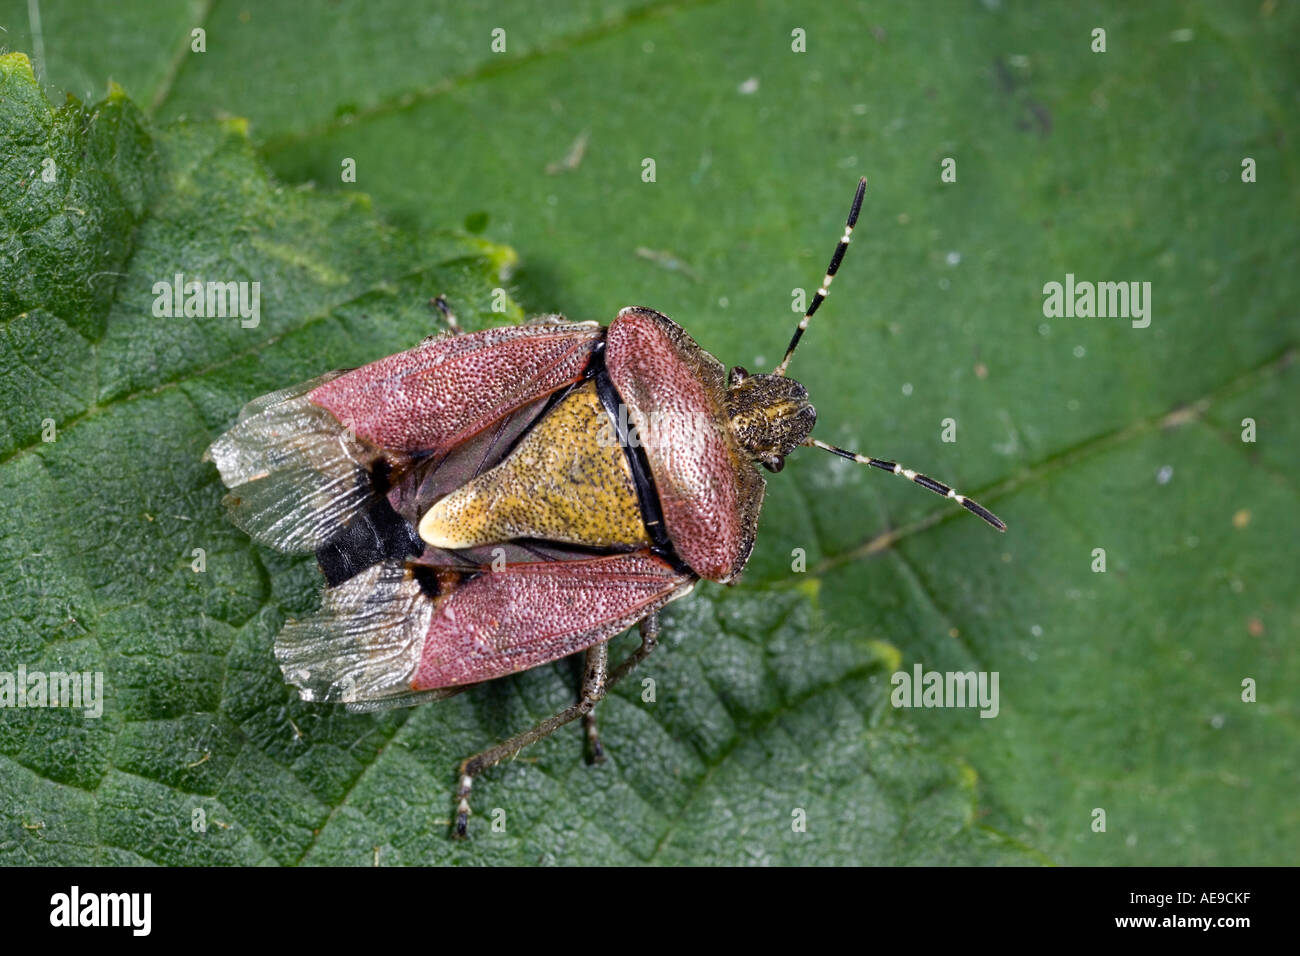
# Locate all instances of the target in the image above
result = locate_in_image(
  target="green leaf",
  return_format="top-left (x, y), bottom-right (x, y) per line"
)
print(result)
top-left (1, 0), bottom-right (1297, 866)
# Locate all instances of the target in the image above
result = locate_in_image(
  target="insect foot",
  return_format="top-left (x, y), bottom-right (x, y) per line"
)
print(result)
top-left (453, 772), bottom-right (475, 840)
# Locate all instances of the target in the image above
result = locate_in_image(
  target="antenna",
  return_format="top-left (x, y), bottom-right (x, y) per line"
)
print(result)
top-left (803, 438), bottom-right (1007, 531)
top-left (773, 176), bottom-right (866, 377)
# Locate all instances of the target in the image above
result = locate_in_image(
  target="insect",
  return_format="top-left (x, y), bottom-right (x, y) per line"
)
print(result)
top-left (205, 178), bottom-right (1005, 837)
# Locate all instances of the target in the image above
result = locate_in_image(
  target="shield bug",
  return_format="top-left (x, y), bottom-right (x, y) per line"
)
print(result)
top-left (205, 178), bottom-right (1006, 837)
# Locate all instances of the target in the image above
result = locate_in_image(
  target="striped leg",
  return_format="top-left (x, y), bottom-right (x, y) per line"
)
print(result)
top-left (804, 438), bottom-right (1007, 531)
top-left (774, 176), bottom-right (867, 377)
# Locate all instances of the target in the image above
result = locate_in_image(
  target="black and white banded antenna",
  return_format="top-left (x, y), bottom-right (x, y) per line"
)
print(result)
top-left (773, 176), bottom-right (866, 378)
top-left (803, 438), bottom-right (1006, 532)
top-left (777, 177), bottom-right (1006, 531)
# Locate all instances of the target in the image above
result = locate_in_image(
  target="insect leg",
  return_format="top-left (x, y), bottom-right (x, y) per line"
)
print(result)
top-left (580, 612), bottom-right (661, 762)
top-left (453, 687), bottom-right (607, 839)
top-left (581, 641), bottom-right (610, 764)
top-left (451, 614), bottom-right (662, 838)
top-left (431, 294), bottom-right (462, 334)
top-left (606, 612), bottom-right (660, 689)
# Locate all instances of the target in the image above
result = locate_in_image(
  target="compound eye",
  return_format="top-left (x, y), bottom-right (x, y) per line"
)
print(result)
top-left (761, 455), bottom-right (785, 473)
top-left (728, 365), bottom-right (749, 386)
